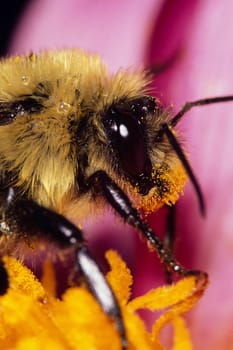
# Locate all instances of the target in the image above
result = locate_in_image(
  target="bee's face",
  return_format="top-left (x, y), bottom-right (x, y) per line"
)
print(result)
top-left (97, 97), bottom-right (186, 214)
top-left (0, 50), bottom-right (186, 215)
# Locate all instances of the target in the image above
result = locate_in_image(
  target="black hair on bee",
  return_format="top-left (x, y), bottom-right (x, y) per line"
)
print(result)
top-left (0, 49), bottom-right (232, 349)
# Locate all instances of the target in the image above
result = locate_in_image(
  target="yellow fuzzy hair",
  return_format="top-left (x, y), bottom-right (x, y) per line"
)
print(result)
top-left (0, 50), bottom-right (186, 220)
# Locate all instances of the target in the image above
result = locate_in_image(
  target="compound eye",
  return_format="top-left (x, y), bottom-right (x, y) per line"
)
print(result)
top-left (104, 110), bottom-right (148, 177)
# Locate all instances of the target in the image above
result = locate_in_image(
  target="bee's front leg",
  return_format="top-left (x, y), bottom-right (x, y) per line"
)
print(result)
top-left (0, 186), bottom-right (128, 350)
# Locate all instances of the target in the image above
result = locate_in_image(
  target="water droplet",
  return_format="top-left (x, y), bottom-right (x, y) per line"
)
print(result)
top-left (21, 75), bottom-right (29, 85)
top-left (58, 102), bottom-right (70, 112)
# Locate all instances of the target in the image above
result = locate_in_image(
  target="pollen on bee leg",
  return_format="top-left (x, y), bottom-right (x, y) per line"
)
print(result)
top-left (137, 163), bottom-right (187, 214)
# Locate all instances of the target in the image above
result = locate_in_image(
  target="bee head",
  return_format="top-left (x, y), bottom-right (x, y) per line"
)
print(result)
top-left (99, 95), bottom-right (187, 213)
top-left (0, 51), bottom-right (187, 214)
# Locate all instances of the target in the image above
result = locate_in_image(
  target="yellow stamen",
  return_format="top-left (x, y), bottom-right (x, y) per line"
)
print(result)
top-left (0, 252), bottom-right (208, 349)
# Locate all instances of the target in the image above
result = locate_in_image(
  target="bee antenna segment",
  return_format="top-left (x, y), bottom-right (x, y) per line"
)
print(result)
top-left (170, 95), bottom-right (233, 127)
top-left (160, 122), bottom-right (205, 216)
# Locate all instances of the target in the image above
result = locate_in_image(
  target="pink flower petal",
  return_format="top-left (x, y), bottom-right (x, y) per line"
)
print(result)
top-left (147, 1), bottom-right (233, 349)
top-left (10, 0), bottom-right (161, 70)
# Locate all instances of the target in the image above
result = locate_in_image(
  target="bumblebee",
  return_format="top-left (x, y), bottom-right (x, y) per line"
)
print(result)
top-left (0, 50), bottom-right (232, 349)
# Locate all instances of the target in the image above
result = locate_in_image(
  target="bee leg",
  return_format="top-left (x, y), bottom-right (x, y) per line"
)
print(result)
top-left (164, 205), bottom-right (176, 284)
top-left (88, 170), bottom-right (207, 281)
top-left (0, 182), bottom-right (13, 295)
top-left (1, 188), bottom-right (127, 349)
top-left (159, 122), bottom-right (205, 216)
top-left (0, 260), bottom-right (9, 295)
